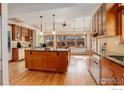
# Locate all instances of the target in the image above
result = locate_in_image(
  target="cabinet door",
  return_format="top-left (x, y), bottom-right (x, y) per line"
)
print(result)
top-left (114, 70), bottom-right (124, 85)
top-left (98, 6), bottom-right (103, 35)
top-left (31, 57), bottom-right (46, 70)
top-left (100, 64), bottom-right (115, 85)
top-left (47, 56), bottom-right (56, 71)
top-left (102, 4), bottom-right (106, 35)
top-left (120, 13), bottom-right (124, 43)
top-left (112, 63), bottom-right (124, 85)
top-left (105, 3), bottom-right (119, 36)
top-left (31, 53), bottom-right (47, 70)
top-left (56, 52), bottom-right (68, 72)
top-left (100, 58), bottom-right (118, 85)
top-left (25, 51), bottom-right (32, 68)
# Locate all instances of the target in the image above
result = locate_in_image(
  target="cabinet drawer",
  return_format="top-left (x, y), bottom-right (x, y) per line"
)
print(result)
top-left (30, 51), bottom-right (56, 56)
top-left (56, 52), bottom-right (68, 57)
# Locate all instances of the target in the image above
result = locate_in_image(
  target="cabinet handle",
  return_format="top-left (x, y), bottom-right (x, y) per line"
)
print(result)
top-left (30, 52), bottom-right (32, 55)
top-left (57, 52), bottom-right (59, 56)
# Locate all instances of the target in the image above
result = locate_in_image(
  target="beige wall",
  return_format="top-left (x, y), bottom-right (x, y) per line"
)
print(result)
top-left (106, 36), bottom-right (124, 55)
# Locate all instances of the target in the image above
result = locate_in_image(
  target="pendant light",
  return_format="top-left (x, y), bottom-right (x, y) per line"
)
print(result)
top-left (73, 19), bottom-right (76, 35)
top-left (40, 16), bottom-right (43, 36)
top-left (52, 14), bottom-right (56, 34)
top-left (44, 22), bottom-right (47, 35)
top-left (82, 18), bottom-right (86, 38)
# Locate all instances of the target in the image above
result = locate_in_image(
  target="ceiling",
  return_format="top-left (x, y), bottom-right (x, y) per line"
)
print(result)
top-left (8, 3), bottom-right (100, 32)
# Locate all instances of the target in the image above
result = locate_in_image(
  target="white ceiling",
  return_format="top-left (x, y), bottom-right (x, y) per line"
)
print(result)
top-left (8, 3), bottom-right (100, 32)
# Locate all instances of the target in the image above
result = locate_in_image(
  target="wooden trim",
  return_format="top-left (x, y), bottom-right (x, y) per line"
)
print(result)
top-left (12, 24), bottom-right (16, 41)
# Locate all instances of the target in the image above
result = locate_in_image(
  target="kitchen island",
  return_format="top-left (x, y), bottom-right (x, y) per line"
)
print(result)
top-left (25, 48), bottom-right (70, 72)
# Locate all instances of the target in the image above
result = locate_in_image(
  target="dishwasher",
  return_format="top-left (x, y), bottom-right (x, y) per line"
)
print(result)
top-left (91, 54), bottom-right (100, 84)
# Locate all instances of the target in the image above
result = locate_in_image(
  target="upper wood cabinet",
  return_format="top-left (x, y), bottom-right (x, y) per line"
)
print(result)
top-left (11, 24), bottom-right (22, 41)
top-left (92, 4), bottom-right (104, 36)
top-left (120, 13), bottom-right (124, 43)
top-left (92, 3), bottom-right (119, 37)
top-left (119, 4), bottom-right (124, 43)
top-left (11, 24), bottom-right (33, 42)
top-left (105, 3), bottom-right (119, 36)
top-left (22, 27), bottom-right (28, 36)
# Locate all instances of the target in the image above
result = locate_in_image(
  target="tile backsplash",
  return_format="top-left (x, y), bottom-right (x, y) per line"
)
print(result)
top-left (106, 36), bottom-right (124, 55)
top-left (12, 41), bottom-right (31, 48)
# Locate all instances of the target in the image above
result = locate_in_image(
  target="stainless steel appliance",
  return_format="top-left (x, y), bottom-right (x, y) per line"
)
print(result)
top-left (91, 54), bottom-right (100, 84)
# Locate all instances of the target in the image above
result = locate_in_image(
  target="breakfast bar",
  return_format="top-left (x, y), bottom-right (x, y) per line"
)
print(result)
top-left (25, 48), bottom-right (70, 72)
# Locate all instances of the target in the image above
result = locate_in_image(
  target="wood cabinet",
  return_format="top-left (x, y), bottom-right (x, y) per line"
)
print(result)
top-left (25, 50), bottom-right (70, 72)
top-left (12, 48), bottom-right (25, 61)
top-left (11, 25), bottom-right (22, 41)
top-left (11, 24), bottom-right (33, 42)
top-left (22, 27), bottom-right (29, 37)
top-left (100, 58), bottom-right (124, 85)
top-left (106, 3), bottom-right (119, 36)
top-left (120, 13), bottom-right (124, 43)
top-left (119, 4), bottom-right (124, 43)
top-left (56, 52), bottom-right (68, 72)
top-left (92, 3), bottom-right (119, 37)
top-left (92, 4), bottom-right (104, 36)
top-left (100, 58), bottom-right (115, 85)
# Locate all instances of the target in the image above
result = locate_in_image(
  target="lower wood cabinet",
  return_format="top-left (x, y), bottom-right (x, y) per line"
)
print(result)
top-left (100, 58), bottom-right (124, 85)
top-left (12, 48), bottom-right (25, 61)
top-left (25, 50), bottom-right (69, 72)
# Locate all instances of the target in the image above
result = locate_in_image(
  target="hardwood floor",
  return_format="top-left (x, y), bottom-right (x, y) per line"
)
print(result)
top-left (9, 55), bottom-right (96, 85)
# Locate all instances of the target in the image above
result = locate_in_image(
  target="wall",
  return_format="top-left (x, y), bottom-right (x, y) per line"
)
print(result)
top-left (106, 36), bottom-right (124, 55)
top-left (35, 30), bottom-right (40, 47)
top-left (38, 36), bottom-right (44, 45)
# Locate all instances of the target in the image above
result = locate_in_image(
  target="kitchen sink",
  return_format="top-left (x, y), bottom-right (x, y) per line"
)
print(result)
top-left (108, 55), bottom-right (124, 62)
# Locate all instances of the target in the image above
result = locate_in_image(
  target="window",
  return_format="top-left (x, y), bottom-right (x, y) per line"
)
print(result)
top-left (44, 35), bottom-right (54, 47)
top-left (57, 34), bottom-right (87, 48)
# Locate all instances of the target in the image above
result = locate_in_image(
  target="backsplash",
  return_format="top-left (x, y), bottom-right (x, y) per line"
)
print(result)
top-left (12, 41), bottom-right (32, 48)
top-left (106, 36), bottom-right (124, 55)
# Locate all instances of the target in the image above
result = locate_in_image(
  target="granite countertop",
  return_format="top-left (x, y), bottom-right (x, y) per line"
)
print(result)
top-left (93, 51), bottom-right (124, 66)
top-left (25, 48), bottom-right (70, 52)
